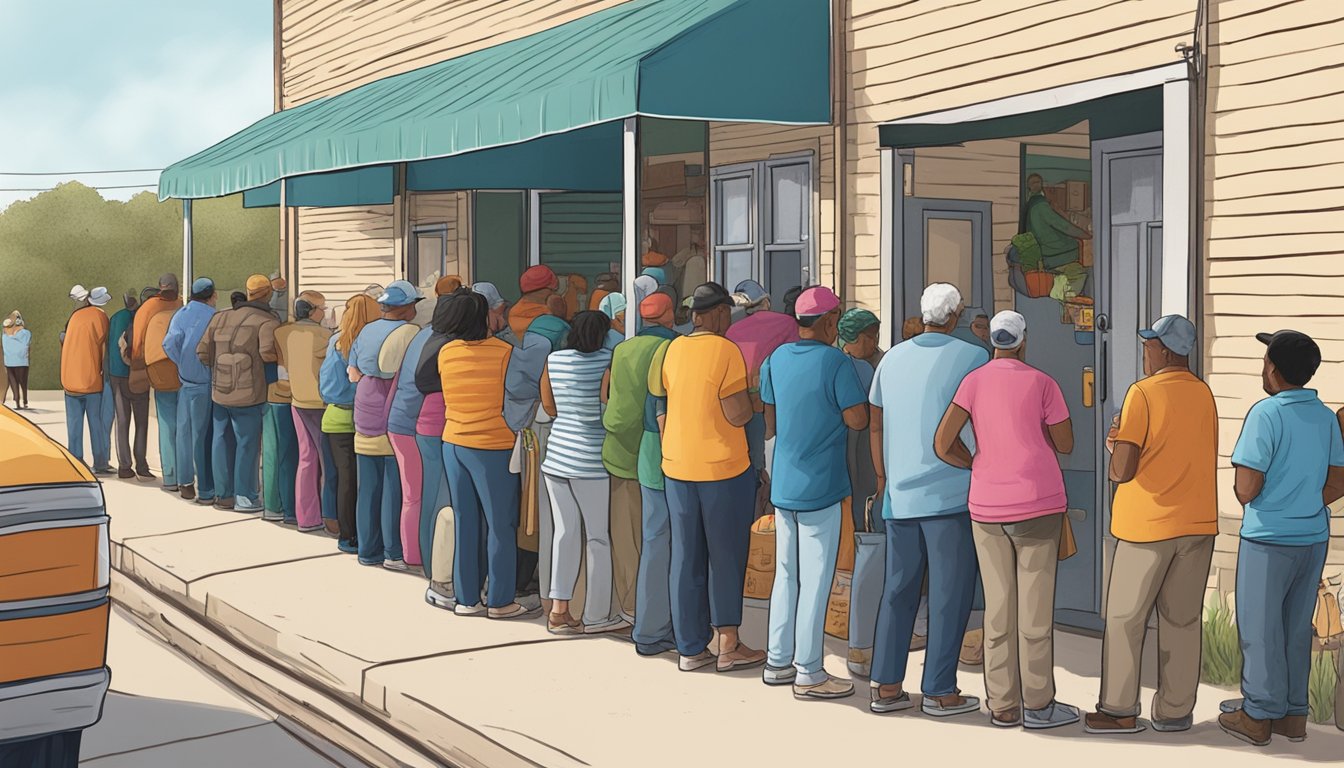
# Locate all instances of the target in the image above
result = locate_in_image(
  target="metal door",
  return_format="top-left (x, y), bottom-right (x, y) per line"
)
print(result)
top-left (902, 198), bottom-right (993, 327)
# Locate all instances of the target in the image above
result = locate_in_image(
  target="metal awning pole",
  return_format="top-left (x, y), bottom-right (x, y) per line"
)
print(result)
top-left (622, 117), bottom-right (638, 339)
top-left (182, 199), bottom-right (194, 286)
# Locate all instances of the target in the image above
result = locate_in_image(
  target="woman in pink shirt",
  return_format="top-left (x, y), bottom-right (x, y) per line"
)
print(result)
top-left (933, 310), bottom-right (1078, 731)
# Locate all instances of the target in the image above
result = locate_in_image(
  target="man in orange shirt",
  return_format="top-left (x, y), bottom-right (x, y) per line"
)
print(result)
top-left (60, 284), bottom-right (111, 473)
top-left (508, 265), bottom-right (559, 340)
top-left (133, 274), bottom-right (183, 491)
top-left (1085, 315), bottom-right (1217, 735)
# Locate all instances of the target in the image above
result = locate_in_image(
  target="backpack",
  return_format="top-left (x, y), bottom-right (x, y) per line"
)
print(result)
top-left (144, 309), bottom-right (180, 391)
top-left (526, 314), bottom-right (570, 352)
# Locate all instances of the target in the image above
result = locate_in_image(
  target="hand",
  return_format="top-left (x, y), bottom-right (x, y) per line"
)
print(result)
top-left (1104, 414), bottom-right (1119, 453)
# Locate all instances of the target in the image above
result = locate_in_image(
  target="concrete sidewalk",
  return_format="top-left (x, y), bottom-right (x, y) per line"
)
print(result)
top-left (20, 391), bottom-right (1344, 767)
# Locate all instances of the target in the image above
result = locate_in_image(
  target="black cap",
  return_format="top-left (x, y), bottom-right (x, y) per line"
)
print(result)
top-left (689, 282), bottom-right (733, 312)
top-left (1257, 330), bottom-right (1321, 386)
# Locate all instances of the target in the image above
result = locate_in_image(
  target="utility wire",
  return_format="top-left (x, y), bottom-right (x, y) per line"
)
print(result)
top-left (0, 183), bottom-right (158, 192)
top-left (0, 168), bottom-right (162, 176)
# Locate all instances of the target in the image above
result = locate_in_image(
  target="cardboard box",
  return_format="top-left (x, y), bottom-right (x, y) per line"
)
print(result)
top-left (744, 566), bottom-right (775, 600)
top-left (1067, 180), bottom-right (1090, 212)
top-left (824, 570), bottom-right (853, 640)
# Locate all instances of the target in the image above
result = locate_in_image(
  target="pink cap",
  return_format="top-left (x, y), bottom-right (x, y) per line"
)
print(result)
top-left (794, 286), bottom-right (840, 317)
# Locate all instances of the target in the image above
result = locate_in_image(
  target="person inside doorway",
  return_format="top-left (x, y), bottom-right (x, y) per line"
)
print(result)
top-left (1022, 173), bottom-right (1092, 296)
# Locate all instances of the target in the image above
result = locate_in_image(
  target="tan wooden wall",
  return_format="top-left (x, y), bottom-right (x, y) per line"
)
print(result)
top-left (295, 206), bottom-right (396, 315)
top-left (409, 192), bottom-right (471, 283)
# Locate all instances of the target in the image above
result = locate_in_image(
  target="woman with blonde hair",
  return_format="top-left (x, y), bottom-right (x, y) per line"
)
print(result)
top-left (320, 294), bottom-right (379, 552)
top-left (3, 312), bottom-right (31, 410)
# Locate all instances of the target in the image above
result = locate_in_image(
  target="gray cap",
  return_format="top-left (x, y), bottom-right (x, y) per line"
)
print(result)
top-left (1138, 314), bottom-right (1196, 357)
top-left (472, 282), bottom-right (506, 308)
top-left (158, 273), bottom-right (180, 291)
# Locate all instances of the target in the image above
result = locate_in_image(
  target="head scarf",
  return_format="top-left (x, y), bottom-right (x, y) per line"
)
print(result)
top-left (336, 294), bottom-right (379, 356)
top-left (837, 308), bottom-right (880, 344)
top-left (633, 275), bottom-right (658, 312)
top-left (641, 266), bottom-right (668, 285)
top-left (599, 292), bottom-right (627, 321)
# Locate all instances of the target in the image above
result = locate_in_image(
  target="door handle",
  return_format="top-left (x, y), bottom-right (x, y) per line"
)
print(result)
top-left (1082, 366), bottom-right (1095, 409)
top-left (1100, 340), bottom-right (1109, 403)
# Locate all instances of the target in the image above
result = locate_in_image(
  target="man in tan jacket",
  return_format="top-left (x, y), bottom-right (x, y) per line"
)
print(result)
top-left (197, 275), bottom-right (280, 513)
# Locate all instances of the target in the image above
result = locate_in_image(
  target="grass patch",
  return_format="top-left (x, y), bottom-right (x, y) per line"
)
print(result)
top-left (1308, 650), bottom-right (1338, 724)
top-left (1202, 595), bottom-right (1242, 687)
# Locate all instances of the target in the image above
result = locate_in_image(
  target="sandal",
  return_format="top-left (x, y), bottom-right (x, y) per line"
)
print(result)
top-left (548, 613), bottom-right (583, 635)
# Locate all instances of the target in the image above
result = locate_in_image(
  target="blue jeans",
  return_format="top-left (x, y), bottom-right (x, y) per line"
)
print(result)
top-left (154, 390), bottom-right (179, 486)
top-left (1236, 538), bottom-right (1328, 721)
top-left (442, 443), bottom-right (518, 609)
top-left (416, 434), bottom-right (452, 579)
top-left (633, 485), bottom-right (675, 654)
top-left (98, 378), bottom-right (115, 470)
top-left (356, 452), bottom-right (402, 564)
top-left (665, 468), bottom-right (755, 657)
top-left (64, 391), bottom-right (108, 469)
top-left (319, 426), bottom-right (339, 521)
top-left (263, 403), bottom-right (299, 520)
top-left (212, 403), bottom-right (264, 504)
top-left (176, 384), bottom-right (214, 497)
top-left (872, 514), bottom-right (977, 696)
top-left (767, 502), bottom-right (843, 685)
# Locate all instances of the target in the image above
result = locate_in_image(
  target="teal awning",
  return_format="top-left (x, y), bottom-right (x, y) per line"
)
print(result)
top-left (407, 122), bottom-right (622, 193)
top-left (160, 0), bottom-right (829, 201)
top-left (878, 87), bottom-right (1162, 149)
top-left (242, 166), bottom-right (395, 208)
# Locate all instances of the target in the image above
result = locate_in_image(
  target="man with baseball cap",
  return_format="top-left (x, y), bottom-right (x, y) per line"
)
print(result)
top-left (649, 282), bottom-right (765, 672)
top-left (760, 286), bottom-right (868, 699)
top-left (1220, 329), bottom-right (1344, 746)
top-left (60, 282), bottom-right (111, 473)
top-left (1086, 314), bottom-right (1218, 735)
top-left (133, 273), bottom-right (183, 490)
top-left (162, 277), bottom-right (221, 503)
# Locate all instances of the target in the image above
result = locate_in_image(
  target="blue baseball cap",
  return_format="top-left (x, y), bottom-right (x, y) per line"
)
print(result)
top-left (377, 279), bottom-right (423, 307)
top-left (734, 279), bottom-right (768, 305)
top-left (1138, 314), bottom-right (1196, 357)
top-left (191, 277), bottom-right (215, 295)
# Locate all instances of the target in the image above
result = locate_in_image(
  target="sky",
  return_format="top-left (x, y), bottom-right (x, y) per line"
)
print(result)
top-left (0, 0), bottom-right (272, 212)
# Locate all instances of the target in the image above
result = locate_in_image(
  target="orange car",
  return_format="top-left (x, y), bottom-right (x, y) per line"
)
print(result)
top-left (0, 404), bottom-right (110, 766)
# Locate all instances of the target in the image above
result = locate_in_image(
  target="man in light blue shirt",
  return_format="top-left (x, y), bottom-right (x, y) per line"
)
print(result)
top-left (866, 283), bottom-right (987, 718)
top-left (162, 278), bottom-right (219, 504)
top-left (1220, 330), bottom-right (1344, 746)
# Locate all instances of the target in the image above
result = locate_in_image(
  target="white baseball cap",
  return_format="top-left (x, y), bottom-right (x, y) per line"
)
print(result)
top-left (69, 284), bottom-right (89, 302)
top-left (989, 310), bottom-right (1027, 350)
top-left (89, 287), bottom-right (111, 307)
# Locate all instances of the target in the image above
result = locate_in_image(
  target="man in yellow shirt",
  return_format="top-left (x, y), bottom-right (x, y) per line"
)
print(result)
top-left (651, 282), bottom-right (765, 674)
top-left (1085, 315), bottom-right (1217, 735)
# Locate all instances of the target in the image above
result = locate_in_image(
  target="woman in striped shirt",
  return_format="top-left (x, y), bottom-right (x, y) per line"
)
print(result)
top-left (541, 311), bottom-right (619, 634)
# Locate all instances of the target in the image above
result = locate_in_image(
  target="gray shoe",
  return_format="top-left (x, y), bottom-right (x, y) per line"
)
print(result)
top-left (1024, 701), bottom-right (1081, 730)
top-left (1151, 714), bottom-right (1193, 733)
top-left (1219, 698), bottom-right (1243, 714)
top-left (762, 665), bottom-right (796, 686)
top-left (922, 693), bottom-right (982, 718)
top-left (870, 688), bottom-right (915, 714)
top-left (424, 583), bottom-right (456, 611)
top-left (382, 559), bottom-right (409, 572)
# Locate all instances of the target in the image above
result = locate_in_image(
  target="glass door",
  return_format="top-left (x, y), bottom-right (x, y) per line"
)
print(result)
top-left (712, 154), bottom-right (815, 303)
top-left (763, 158), bottom-right (811, 307)
top-left (713, 165), bottom-right (756, 292)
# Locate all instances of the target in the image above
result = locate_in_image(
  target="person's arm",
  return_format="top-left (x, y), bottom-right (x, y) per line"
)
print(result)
top-left (1234, 465), bottom-right (1266, 506)
top-left (869, 405), bottom-right (885, 502)
top-left (540, 365), bottom-right (557, 419)
top-left (1043, 379), bottom-right (1073, 454)
top-left (1326, 408), bottom-right (1344, 507)
top-left (934, 403), bottom-right (975, 469)
top-left (843, 403), bottom-right (869, 431)
top-left (196, 314), bottom-right (217, 368)
top-left (1110, 442), bottom-right (1141, 483)
top-left (763, 403), bottom-right (776, 441)
top-left (721, 390), bottom-right (753, 427)
top-left (1107, 385), bottom-right (1149, 483)
top-left (600, 368), bottom-right (611, 405)
top-left (836, 358), bottom-right (869, 431)
top-left (348, 365), bottom-right (363, 384)
top-left (162, 319), bottom-right (183, 367)
top-left (719, 345), bottom-right (753, 428)
top-left (1040, 203), bottom-right (1091, 240)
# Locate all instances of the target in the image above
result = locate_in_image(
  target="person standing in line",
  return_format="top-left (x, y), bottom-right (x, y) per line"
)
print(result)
top-left (321, 295), bottom-right (378, 552)
top-left (59, 285), bottom-right (112, 474)
top-left (650, 282), bottom-right (766, 673)
top-left (162, 278), bottom-right (220, 503)
top-left (866, 284), bottom-right (986, 718)
top-left (107, 291), bottom-right (151, 479)
top-left (3, 314), bottom-right (32, 410)
top-left (197, 275), bottom-right (280, 513)
top-left (599, 292), bottom-right (627, 350)
top-left (348, 281), bottom-right (422, 570)
top-left (760, 287), bottom-right (868, 700)
top-left (935, 310), bottom-right (1077, 729)
top-left (261, 353), bottom-right (299, 524)
top-left (437, 292), bottom-right (540, 620)
top-left (541, 311), bottom-right (620, 634)
top-left (276, 291), bottom-right (335, 533)
top-left (1219, 330), bottom-right (1344, 747)
top-left (134, 274), bottom-right (183, 490)
top-left (1084, 315), bottom-right (1218, 735)
top-left (724, 279), bottom-right (799, 481)
top-left (838, 308), bottom-right (883, 528)
top-left (88, 288), bottom-right (116, 475)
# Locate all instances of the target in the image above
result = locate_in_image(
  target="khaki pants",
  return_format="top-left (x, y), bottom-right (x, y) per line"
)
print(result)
top-left (1099, 535), bottom-right (1215, 719)
top-left (610, 477), bottom-right (643, 622)
top-left (973, 514), bottom-right (1062, 714)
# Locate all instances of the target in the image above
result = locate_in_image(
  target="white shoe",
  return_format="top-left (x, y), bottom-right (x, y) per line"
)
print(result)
top-left (453, 603), bottom-right (487, 617)
top-left (383, 559), bottom-right (409, 572)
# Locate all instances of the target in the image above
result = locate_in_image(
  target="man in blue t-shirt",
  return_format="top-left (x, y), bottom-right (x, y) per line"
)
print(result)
top-left (867, 283), bottom-right (987, 719)
top-left (759, 286), bottom-right (868, 700)
top-left (1220, 330), bottom-right (1344, 747)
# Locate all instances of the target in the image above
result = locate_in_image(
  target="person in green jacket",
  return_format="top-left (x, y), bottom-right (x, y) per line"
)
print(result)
top-left (1023, 174), bottom-right (1092, 297)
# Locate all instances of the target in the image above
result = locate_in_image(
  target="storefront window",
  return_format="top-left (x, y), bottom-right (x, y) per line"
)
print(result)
top-left (639, 117), bottom-right (709, 324)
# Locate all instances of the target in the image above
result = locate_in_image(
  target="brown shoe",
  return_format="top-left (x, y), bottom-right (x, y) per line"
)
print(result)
top-left (1219, 709), bottom-right (1271, 747)
top-left (179, 484), bottom-right (196, 501)
top-left (1272, 714), bottom-right (1306, 742)
top-left (1084, 711), bottom-right (1145, 734)
top-left (717, 643), bottom-right (767, 673)
top-left (547, 613), bottom-right (582, 636)
top-left (488, 602), bottom-right (541, 620)
top-left (793, 676), bottom-right (855, 700)
top-left (324, 519), bottom-right (341, 535)
top-left (991, 708), bottom-right (1022, 728)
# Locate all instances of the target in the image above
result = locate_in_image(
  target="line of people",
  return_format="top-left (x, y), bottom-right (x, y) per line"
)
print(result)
top-left (54, 266), bottom-right (1341, 746)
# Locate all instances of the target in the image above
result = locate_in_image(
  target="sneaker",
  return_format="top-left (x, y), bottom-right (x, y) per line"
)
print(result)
top-left (1151, 714), bottom-right (1193, 733)
top-left (179, 484), bottom-right (195, 501)
top-left (1084, 711), bottom-right (1146, 734)
top-left (261, 511), bottom-right (285, 522)
top-left (678, 650), bottom-right (716, 672)
top-left (487, 602), bottom-right (540, 620)
top-left (762, 665), bottom-right (797, 686)
top-left (1024, 701), bottom-right (1081, 730)
top-left (337, 539), bottom-right (358, 554)
top-left (516, 593), bottom-right (543, 612)
top-left (424, 582), bottom-right (456, 611)
top-left (991, 708), bottom-right (1023, 727)
top-left (1272, 714), bottom-right (1306, 742)
top-left (635, 640), bottom-right (677, 657)
top-left (234, 497), bottom-right (263, 513)
top-left (716, 643), bottom-right (767, 673)
top-left (136, 471), bottom-right (156, 483)
top-left (921, 691), bottom-right (981, 718)
top-left (793, 676), bottom-right (854, 700)
top-left (847, 648), bottom-right (872, 679)
top-left (213, 499), bottom-right (236, 511)
top-left (1219, 708), bottom-right (1271, 747)
top-left (383, 559), bottom-right (409, 572)
top-left (454, 603), bottom-right (487, 617)
top-left (117, 469), bottom-right (136, 480)
top-left (870, 687), bottom-right (914, 714)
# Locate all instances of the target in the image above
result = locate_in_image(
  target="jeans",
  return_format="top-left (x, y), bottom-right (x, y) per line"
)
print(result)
top-left (767, 502), bottom-right (843, 686)
top-left (176, 383), bottom-right (214, 498)
top-left (442, 443), bottom-right (518, 609)
top-left (154, 389), bottom-right (179, 485)
top-left (633, 485), bottom-right (675, 654)
top-left (355, 452), bottom-right (402, 565)
top-left (665, 468), bottom-right (755, 657)
top-left (389, 433), bottom-right (424, 566)
top-left (326, 432), bottom-right (357, 541)
top-left (262, 403), bottom-right (299, 520)
top-left (416, 434), bottom-right (451, 578)
top-left (545, 474), bottom-right (613, 626)
top-left (64, 391), bottom-right (108, 469)
top-left (212, 403), bottom-right (264, 505)
top-left (1236, 538), bottom-right (1328, 721)
top-left (291, 407), bottom-right (328, 529)
top-left (98, 378), bottom-right (115, 470)
top-left (111, 376), bottom-right (149, 474)
top-left (872, 514), bottom-right (977, 696)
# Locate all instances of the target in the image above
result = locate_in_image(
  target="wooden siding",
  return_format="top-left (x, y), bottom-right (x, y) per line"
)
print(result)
top-left (295, 205), bottom-right (395, 314)
top-left (708, 123), bottom-right (838, 292)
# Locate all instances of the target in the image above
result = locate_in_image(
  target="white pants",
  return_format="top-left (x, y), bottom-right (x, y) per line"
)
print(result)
top-left (545, 473), bottom-right (614, 627)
